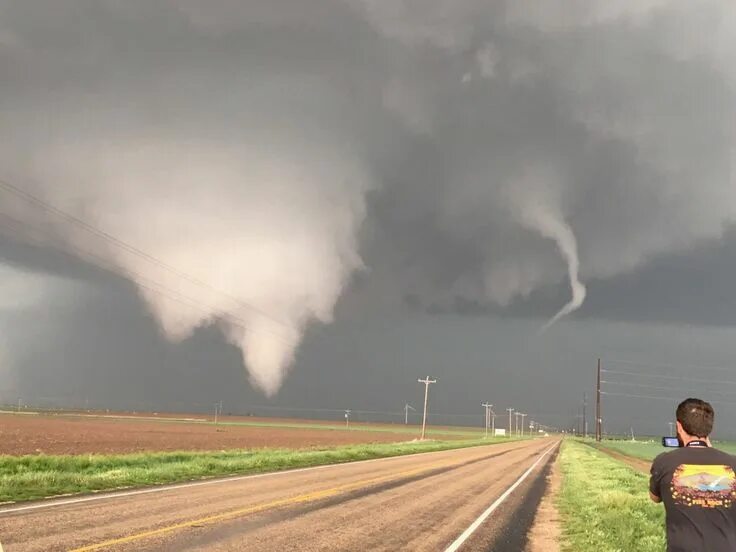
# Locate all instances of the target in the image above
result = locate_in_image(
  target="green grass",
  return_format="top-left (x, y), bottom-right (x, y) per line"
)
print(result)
top-left (559, 440), bottom-right (666, 552)
top-left (596, 439), bottom-right (736, 462)
top-left (0, 437), bottom-right (514, 504)
top-left (594, 440), bottom-right (664, 461)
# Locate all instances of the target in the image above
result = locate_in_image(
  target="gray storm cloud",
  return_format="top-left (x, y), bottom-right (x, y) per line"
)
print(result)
top-left (1, 0), bottom-right (736, 393)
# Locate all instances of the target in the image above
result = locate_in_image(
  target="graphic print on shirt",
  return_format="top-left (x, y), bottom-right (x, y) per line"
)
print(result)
top-left (671, 464), bottom-right (736, 508)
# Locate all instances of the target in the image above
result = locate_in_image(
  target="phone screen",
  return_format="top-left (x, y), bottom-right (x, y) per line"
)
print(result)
top-left (662, 436), bottom-right (680, 447)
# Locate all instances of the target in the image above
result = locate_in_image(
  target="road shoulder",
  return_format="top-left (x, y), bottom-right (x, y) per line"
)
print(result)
top-left (526, 448), bottom-right (561, 552)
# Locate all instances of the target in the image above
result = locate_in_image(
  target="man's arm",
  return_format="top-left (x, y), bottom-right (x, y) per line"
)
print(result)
top-left (650, 456), bottom-right (664, 504)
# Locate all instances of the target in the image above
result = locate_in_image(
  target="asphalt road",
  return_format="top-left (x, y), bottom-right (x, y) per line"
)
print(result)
top-left (0, 438), bottom-right (558, 552)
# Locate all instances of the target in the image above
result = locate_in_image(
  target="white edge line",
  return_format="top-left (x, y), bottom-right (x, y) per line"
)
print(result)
top-left (0, 440), bottom-right (534, 515)
top-left (444, 441), bottom-right (560, 552)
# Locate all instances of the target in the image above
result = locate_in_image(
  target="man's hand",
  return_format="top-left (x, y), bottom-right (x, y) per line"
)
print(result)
top-left (650, 491), bottom-right (662, 504)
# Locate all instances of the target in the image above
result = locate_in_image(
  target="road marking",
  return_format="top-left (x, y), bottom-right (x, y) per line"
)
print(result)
top-left (68, 455), bottom-right (476, 552)
top-left (444, 441), bottom-right (559, 552)
top-left (0, 442), bottom-right (515, 515)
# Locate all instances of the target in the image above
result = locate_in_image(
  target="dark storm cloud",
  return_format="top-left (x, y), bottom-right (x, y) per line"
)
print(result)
top-left (1, 0), bottom-right (736, 406)
top-left (359, 0), bottom-right (736, 320)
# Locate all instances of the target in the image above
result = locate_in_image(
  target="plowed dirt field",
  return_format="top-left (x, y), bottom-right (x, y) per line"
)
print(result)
top-left (0, 413), bottom-right (427, 455)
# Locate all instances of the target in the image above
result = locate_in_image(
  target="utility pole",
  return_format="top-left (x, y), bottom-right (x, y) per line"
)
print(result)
top-left (345, 409), bottom-right (351, 429)
top-left (520, 413), bottom-right (527, 437)
top-left (668, 422), bottom-right (675, 437)
top-left (491, 408), bottom-right (496, 436)
top-left (583, 393), bottom-right (588, 438)
top-left (596, 358), bottom-right (602, 442)
top-left (577, 403), bottom-right (582, 435)
top-left (482, 403), bottom-right (493, 439)
top-left (214, 402), bottom-right (220, 427)
top-left (514, 412), bottom-right (520, 436)
top-left (404, 403), bottom-right (415, 425)
top-left (506, 407), bottom-right (514, 437)
top-left (418, 377), bottom-right (437, 440)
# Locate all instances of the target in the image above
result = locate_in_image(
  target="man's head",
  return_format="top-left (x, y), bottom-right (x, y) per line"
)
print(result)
top-left (676, 398), bottom-right (714, 440)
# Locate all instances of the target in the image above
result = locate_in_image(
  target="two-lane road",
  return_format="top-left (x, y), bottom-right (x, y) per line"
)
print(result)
top-left (0, 438), bottom-right (558, 551)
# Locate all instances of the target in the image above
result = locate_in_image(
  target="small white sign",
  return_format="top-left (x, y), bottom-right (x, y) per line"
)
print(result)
top-left (494, 428), bottom-right (506, 436)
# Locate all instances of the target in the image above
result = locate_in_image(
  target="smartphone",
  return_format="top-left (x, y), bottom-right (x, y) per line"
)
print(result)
top-left (662, 436), bottom-right (680, 447)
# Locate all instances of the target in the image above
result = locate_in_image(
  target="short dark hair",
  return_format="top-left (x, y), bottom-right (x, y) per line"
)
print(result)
top-left (676, 398), bottom-right (714, 437)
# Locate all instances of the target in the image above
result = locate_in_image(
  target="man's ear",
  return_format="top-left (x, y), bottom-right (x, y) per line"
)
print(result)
top-left (676, 420), bottom-right (686, 438)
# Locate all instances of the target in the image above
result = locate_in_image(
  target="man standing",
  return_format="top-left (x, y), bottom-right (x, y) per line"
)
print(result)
top-left (650, 398), bottom-right (736, 551)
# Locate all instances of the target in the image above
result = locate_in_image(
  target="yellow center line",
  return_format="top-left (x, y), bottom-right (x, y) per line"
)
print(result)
top-left (68, 453), bottom-right (485, 552)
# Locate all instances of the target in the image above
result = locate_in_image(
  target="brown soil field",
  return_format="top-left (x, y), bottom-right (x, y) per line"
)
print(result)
top-left (25, 409), bottom-right (479, 434)
top-left (0, 413), bottom-right (427, 455)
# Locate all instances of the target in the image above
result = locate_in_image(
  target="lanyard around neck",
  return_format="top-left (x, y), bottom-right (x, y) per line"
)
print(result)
top-left (686, 440), bottom-right (709, 448)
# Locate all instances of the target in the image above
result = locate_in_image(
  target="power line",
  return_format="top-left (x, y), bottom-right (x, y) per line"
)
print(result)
top-left (601, 391), bottom-right (736, 408)
top-left (601, 380), bottom-right (736, 399)
top-left (601, 368), bottom-right (736, 387)
top-left (600, 391), bottom-right (680, 402)
top-left (603, 357), bottom-right (736, 374)
top-left (0, 211), bottom-right (295, 345)
top-left (0, 177), bottom-right (294, 331)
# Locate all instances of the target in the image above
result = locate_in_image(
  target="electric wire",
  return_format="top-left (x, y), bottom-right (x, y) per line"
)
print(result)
top-left (0, 177), bottom-right (294, 331)
top-left (601, 391), bottom-right (736, 408)
top-left (603, 357), bottom-right (736, 374)
top-left (0, 211), bottom-right (295, 345)
top-left (601, 368), bottom-right (736, 387)
top-left (601, 379), bottom-right (736, 399)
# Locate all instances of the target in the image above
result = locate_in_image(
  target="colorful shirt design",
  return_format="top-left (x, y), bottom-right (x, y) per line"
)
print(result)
top-left (671, 464), bottom-right (736, 508)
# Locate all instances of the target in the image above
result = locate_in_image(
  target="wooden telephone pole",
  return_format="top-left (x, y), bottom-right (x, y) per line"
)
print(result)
top-left (482, 402), bottom-right (493, 438)
top-left (596, 358), bottom-right (602, 442)
top-left (418, 377), bottom-right (436, 440)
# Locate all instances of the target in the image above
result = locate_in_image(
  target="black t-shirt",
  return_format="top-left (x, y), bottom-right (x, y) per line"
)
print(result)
top-left (650, 446), bottom-right (736, 552)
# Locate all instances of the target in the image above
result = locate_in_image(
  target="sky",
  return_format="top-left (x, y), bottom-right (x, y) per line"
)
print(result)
top-left (1, 0), bottom-right (736, 437)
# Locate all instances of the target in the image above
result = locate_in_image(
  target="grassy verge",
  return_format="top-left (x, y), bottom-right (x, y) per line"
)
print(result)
top-left (559, 440), bottom-right (665, 552)
top-left (0, 437), bottom-right (515, 504)
top-left (598, 439), bottom-right (736, 462)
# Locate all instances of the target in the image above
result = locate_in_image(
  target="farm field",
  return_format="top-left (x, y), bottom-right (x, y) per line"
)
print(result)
top-left (0, 410), bottom-right (522, 503)
top-left (597, 439), bottom-right (736, 462)
top-left (0, 411), bottom-right (484, 455)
